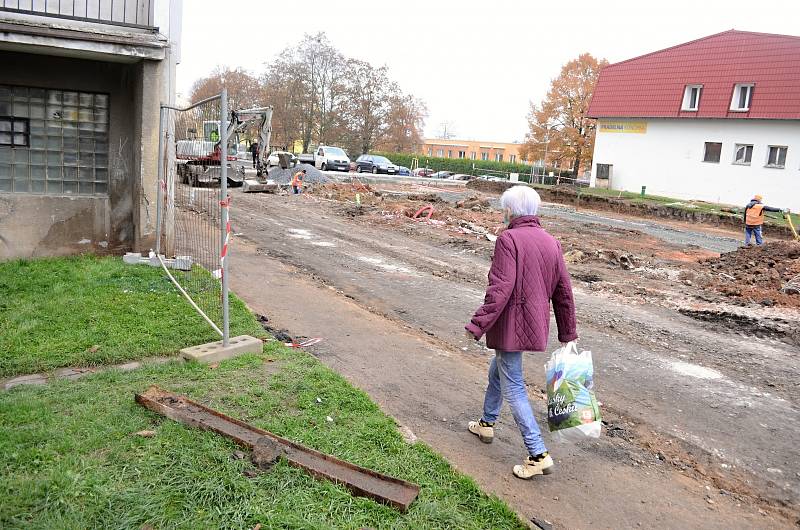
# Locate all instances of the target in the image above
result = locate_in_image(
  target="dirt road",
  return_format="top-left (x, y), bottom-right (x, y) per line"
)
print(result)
top-left (228, 188), bottom-right (799, 529)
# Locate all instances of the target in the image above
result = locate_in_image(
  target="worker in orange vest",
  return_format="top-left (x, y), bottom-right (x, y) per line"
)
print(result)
top-left (291, 169), bottom-right (306, 195)
top-left (743, 194), bottom-right (784, 246)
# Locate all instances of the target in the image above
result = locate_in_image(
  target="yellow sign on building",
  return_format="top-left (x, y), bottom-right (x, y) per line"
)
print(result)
top-left (598, 121), bottom-right (647, 134)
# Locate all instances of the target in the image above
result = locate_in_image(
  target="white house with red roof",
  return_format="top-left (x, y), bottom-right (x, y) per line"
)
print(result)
top-left (588, 30), bottom-right (800, 212)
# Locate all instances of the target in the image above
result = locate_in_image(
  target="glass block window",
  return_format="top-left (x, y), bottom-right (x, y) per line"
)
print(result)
top-left (0, 85), bottom-right (109, 195)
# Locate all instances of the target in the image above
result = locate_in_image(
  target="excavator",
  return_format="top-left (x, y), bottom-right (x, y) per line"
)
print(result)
top-left (176, 106), bottom-right (275, 192)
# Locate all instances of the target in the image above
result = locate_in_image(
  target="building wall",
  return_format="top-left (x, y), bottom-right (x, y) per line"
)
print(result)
top-left (0, 51), bottom-right (140, 259)
top-left (420, 139), bottom-right (526, 164)
top-left (590, 118), bottom-right (800, 211)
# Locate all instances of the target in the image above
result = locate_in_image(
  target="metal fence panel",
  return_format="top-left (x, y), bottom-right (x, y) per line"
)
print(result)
top-left (155, 92), bottom-right (228, 341)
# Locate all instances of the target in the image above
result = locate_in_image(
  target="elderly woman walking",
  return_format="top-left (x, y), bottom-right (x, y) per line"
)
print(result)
top-left (465, 185), bottom-right (577, 479)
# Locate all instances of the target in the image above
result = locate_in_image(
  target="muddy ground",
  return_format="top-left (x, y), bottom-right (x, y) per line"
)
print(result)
top-left (225, 181), bottom-right (799, 529)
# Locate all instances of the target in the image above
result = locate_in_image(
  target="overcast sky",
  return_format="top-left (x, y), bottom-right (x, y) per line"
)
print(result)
top-left (177, 0), bottom-right (800, 143)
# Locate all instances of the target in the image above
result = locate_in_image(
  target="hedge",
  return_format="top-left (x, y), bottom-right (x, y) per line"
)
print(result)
top-left (372, 151), bottom-right (574, 181)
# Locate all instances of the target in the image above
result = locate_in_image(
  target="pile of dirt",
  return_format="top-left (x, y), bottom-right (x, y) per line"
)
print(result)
top-left (700, 241), bottom-right (800, 306)
top-left (311, 182), bottom-right (375, 203)
top-left (406, 193), bottom-right (444, 203)
top-left (267, 163), bottom-right (331, 184)
top-left (455, 196), bottom-right (491, 211)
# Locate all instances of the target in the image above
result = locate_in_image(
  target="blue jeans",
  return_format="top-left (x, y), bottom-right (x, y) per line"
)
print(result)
top-left (481, 350), bottom-right (547, 456)
top-left (745, 225), bottom-right (763, 245)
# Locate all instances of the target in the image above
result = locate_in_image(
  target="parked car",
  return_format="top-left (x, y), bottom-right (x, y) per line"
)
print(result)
top-left (397, 166), bottom-right (411, 176)
top-left (315, 145), bottom-right (350, 172)
top-left (429, 171), bottom-right (453, 179)
top-left (266, 150), bottom-right (298, 168)
top-left (355, 154), bottom-right (399, 174)
top-left (450, 173), bottom-right (473, 181)
top-left (412, 167), bottom-right (435, 177)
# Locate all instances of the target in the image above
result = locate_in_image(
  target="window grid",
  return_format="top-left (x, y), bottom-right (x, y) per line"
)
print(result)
top-left (0, 85), bottom-right (109, 195)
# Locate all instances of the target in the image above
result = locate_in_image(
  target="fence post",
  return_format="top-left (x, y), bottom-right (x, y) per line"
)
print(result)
top-left (154, 105), bottom-right (165, 255)
top-left (219, 89), bottom-right (230, 346)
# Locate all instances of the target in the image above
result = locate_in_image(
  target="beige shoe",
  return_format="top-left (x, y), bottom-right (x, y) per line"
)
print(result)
top-left (513, 453), bottom-right (554, 479)
top-left (468, 420), bottom-right (494, 444)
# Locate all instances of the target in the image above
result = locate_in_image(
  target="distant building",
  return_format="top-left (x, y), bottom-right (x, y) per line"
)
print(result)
top-left (588, 30), bottom-right (800, 211)
top-left (420, 138), bottom-right (528, 165)
top-left (0, 0), bottom-right (182, 259)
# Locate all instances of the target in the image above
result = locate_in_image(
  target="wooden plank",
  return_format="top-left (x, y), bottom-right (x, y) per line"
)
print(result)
top-left (134, 386), bottom-right (420, 512)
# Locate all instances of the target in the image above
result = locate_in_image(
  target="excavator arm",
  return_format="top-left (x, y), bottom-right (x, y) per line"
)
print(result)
top-left (224, 107), bottom-right (273, 177)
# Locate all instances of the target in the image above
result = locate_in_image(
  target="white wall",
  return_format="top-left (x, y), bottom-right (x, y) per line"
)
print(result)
top-left (590, 118), bottom-right (800, 211)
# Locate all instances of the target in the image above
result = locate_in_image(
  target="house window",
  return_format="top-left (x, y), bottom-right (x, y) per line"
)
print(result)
top-left (448, 150), bottom-right (453, 158)
top-left (733, 144), bottom-right (753, 165)
top-left (470, 151), bottom-right (476, 160)
top-left (703, 142), bottom-right (722, 163)
top-left (509, 154), bottom-right (516, 163)
top-left (458, 151), bottom-right (465, 159)
top-left (730, 84), bottom-right (754, 111)
top-left (766, 146), bottom-right (787, 168)
top-left (0, 85), bottom-right (109, 195)
top-left (436, 149), bottom-right (443, 157)
top-left (495, 153), bottom-right (503, 162)
top-left (481, 152), bottom-right (488, 161)
top-left (427, 148), bottom-right (432, 156)
top-left (682, 85), bottom-right (702, 111)
top-left (0, 117), bottom-right (30, 147)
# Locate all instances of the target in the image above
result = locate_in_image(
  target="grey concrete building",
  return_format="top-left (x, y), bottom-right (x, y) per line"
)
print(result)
top-left (0, 0), bottom-right (182, 259)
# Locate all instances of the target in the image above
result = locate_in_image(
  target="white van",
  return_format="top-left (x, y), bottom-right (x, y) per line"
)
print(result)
top-left (314, 146), bottom-right (350, 172)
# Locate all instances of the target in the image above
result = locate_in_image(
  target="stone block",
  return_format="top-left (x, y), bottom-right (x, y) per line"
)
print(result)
top-left (180, 335), bottom-right (263, 364)
top-left (4, 373), bottom-right (47, 390)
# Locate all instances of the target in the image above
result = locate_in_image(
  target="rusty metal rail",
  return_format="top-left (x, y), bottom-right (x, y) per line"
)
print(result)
top-left (134, 386), bottom-right (420, 511)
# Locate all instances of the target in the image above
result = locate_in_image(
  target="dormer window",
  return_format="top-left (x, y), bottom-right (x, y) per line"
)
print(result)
top-left (730, 84), bottom-right (754, 111)
top-left (682, 85), bottom-right (702, 111)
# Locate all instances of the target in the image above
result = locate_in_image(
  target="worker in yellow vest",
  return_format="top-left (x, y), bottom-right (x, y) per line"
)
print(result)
top-left (743, 194), bottom-right (784, 246)
top-left (291, 169), bottom-right (306, 195)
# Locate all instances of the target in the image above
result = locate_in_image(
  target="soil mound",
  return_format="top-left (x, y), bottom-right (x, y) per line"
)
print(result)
top-left (700, 241), bottom-right (800, 306)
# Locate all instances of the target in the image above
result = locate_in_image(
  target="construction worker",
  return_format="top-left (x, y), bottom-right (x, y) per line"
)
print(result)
top-left (250, 140), bottom-right (260, 169)
top-left (291, 169), bottom-right (306, 195)
top-left (743, 194), bottom-right (784, 246)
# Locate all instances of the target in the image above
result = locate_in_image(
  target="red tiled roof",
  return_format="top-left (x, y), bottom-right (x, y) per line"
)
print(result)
top-left (587, 30), bottom-right (800, 120)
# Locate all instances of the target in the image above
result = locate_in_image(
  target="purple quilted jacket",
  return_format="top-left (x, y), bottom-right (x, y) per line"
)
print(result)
top-left (465, 215), bottom-right (577, 352)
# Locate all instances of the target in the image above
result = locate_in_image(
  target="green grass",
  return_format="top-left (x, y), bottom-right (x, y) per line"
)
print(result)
top-left (0, 255), bottom-right (524, 527)
top-left (0, 255), bottom-right (264, 377)
top-left (0, 344), bottom-right (525, 529)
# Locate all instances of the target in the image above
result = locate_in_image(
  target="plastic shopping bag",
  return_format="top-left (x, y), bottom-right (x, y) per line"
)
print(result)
top-left (545, 341), bottom-right (601, 442)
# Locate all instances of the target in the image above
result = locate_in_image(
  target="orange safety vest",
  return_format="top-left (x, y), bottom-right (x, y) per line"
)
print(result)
top-left (745, 203), bottom-right (765, 226)
top-left (291, 172), bottom-right (304, 187)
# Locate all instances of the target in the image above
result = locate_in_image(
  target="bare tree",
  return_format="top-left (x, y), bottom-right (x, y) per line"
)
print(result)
top-left (251, 31), bottom-right (427, 155)
top-left (436, 121), bottom-right (457, 140)
top-left (189, 66), bottom-right (262, 110)
top-left (340, 60), bottom-right (395, 155)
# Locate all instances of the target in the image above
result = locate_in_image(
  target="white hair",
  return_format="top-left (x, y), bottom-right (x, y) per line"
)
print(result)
top-left (500, 185), bottom-right (541, 217)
